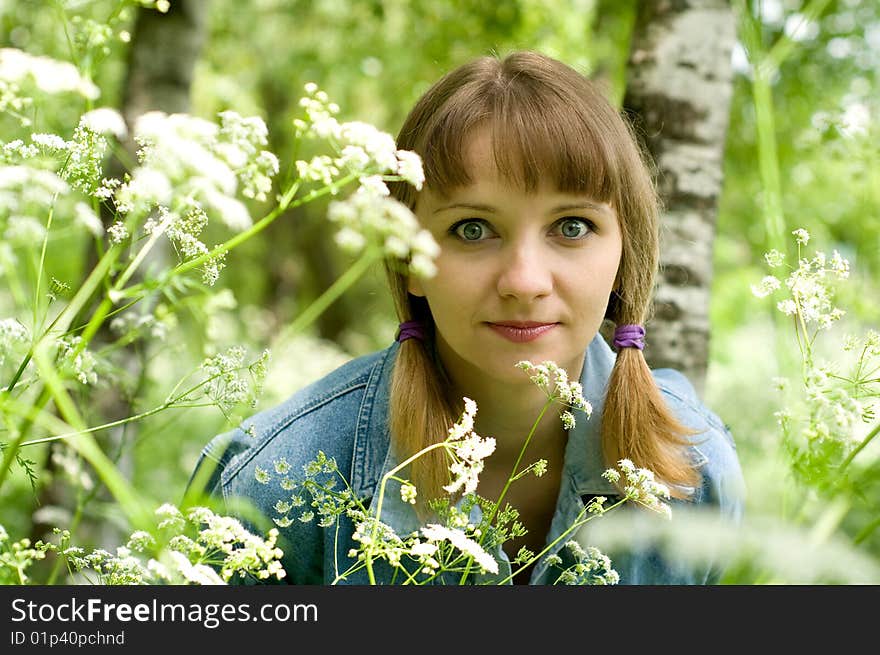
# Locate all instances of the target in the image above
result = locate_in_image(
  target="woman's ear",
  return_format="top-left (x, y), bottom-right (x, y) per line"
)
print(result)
top-left (407, 275), bottom-right (425, 297)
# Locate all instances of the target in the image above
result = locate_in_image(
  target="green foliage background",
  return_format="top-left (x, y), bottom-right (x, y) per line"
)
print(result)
top-left (1, 0), bottom-right (878, 583)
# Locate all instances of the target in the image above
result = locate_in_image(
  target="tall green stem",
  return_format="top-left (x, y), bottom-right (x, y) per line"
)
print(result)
top-left (459, 398), bottom-right (553, 584)
top-left (365, 442), bottom-right (448, 584)
top-left (287, 248), bottom-right (379, 335)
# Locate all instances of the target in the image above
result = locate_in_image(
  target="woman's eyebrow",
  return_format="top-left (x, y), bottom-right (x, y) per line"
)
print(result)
top-left (430, 200), bottom-right (613, 215)
top-left (552, 201), bottom-right (613, 215)
top-left (432, 202), bottom-right (497, 215)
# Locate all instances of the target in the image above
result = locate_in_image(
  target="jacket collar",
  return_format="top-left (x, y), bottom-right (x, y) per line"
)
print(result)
top-left (351, 335), bottom-right (619, 519)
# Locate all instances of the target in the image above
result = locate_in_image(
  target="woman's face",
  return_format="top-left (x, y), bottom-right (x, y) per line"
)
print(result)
top-left (409, 131), bottom-right (622, 390)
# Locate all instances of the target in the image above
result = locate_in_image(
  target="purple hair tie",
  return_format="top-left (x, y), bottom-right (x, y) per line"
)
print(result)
top-left (396, 320), bottom-right (425, 344)
top-left (613, 324), bottom-right (645, 351)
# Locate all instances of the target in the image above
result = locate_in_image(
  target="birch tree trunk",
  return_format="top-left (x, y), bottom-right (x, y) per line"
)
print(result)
top-left (622, 0), bottom-right (736, 397)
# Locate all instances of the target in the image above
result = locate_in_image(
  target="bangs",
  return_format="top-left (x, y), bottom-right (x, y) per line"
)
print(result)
top-left (418, 76), bottom-right (621, 203)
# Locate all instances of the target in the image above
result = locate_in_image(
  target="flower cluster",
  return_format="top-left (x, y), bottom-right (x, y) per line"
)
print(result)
top-left (0, 48), bottom-right (99, 124)
top-left (293, 82), bottom-right (424, 189)
top-left (544, 541), bottom-right (619, 585)
top-left (217, 111), bottom-right (278, 202)
top-left (115, 109), bottom-right (278, 233)
top-left (516, 360), bottom-right (592, 429)
top-left (260, 414), bottom-right (677, 584)
top-left (143, 203), bottom-right (226, 285)
top-left (349, 515), bottom-right (407, 568)
top-left (34, 504), bottom-right (285, 585)
top-left (442, 397), bottom-right (497, 495)
top-left (751, 228), bottom-right (850, 329)
top-left (0, 317), bottom-right (29, 369)
top-left (775, 329), bottom-right (879, 457)
top-left (178, 506), bottom-right (285, 582)
top-left (292, 83), bottom-right (436, 276)
top-left (261, 448), bottom-right (504, 582)
top-left (602, 459), bottom-right (672, 518)
top-left (0, 524), bottom-right (48, 585)
top-left (346, 510), bottom-right (499, 580)
top-left (754, 230), bottom-right (879, 494)
top-left (197, 346), bottom-right (270, 418)
top-left (260, 450), bottom-right (353, 530)
top-left (63, 116), bottom-right (116, 196)
top-left (420, 523), bottom-right (498, 575)
top-left (327, 183), bottom-right (439, 277)
top-left (55, 335), bottom-right (100, 386)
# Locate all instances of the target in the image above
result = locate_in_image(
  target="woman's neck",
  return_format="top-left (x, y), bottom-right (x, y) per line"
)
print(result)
top-left (449, 378), bottom-right (567, 465)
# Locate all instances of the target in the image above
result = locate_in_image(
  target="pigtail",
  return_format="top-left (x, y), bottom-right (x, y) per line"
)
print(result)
top-left (601, 345), bottom-right (701, 500)
top-left (385, 265), bottom-right (456, 520)
top-left (599, 101), bottom-right (704, 500)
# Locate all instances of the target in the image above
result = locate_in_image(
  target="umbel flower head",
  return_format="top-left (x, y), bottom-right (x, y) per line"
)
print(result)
top-left (602, 459), bottom-right (672, 519)
top-left (751, 227), bottom-right (850, 330)
top-left (293, 82), bottom-right (436, 276)
top-left (516, 360), bottom-right (592, 428)
top-left (443, 398), bottom-right (496, 495)
top-left (114, 109), bottom-right (279, 233)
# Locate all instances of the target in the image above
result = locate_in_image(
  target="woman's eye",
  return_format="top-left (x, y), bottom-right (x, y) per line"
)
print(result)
top-left (452, 220), bottom-right (491, 241)
top-left (556, 218), bottom-right (592, 239)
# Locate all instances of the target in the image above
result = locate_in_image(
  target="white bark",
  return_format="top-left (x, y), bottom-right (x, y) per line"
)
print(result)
top-left (624, 0), bottom-right (737, 396)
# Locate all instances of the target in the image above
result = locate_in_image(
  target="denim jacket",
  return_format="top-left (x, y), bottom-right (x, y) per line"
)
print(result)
top-left (189, 334), bottom-right (745, 585)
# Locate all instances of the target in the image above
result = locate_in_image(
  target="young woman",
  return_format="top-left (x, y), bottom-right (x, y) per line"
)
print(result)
top-left (189, 50), bottom-right (745, 585)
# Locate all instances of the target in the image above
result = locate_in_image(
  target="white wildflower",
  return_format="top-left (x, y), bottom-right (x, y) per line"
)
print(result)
top-left (30, 133), bottom-right (69, 150)
top-left (395, 150), bottom-right (424, 190)
top-left (443, 397), bottom-right (496, 495)
top-left (337, 121), bottom-right (398, 173)
top-left (167, 550), bottom-right (226, 585)
top-left (516, 360), bottom-right (592, 417)
top-left (0, 48), bottom-right (99, 99)
top-left (115, 168), bottom-right (173, 212)
top-left (421, 524), bottom-right (498, 574)
top-left (400, 482), bottom-right (418, 505)
top-left (829, 250), bottom-right (850, 278)
top-left (751, 275), bottom-right (781, 298)
top-left (777, 299), bottom-right (798, 315)
top-left (409, 253), bottom-right (437, 279)
top-left (80, 108), bottom-right (128, 138)
top-left (326, 190), bottom-right (439, 276)
top-left (107, 222), bottom-right (128, 244)
top-left (764, 249), bottom-right (785, 267)
top-left (358, 174), bottom-right (389, 197)
top-left (334, 226), bottom-right (367, 253)
top-left (612, 459), bottom-right (672, 517)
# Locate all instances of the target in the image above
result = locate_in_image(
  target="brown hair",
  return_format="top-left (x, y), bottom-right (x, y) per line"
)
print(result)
top-left (385, 51), bottom-right (700, 514)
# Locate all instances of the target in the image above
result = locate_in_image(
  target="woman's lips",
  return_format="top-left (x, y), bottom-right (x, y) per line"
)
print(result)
top-left (486, 322), bottom-right (558, 343)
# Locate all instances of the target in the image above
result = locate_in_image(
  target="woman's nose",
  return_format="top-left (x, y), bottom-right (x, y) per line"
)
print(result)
top-left (495, 239), bottom-right (553, 302)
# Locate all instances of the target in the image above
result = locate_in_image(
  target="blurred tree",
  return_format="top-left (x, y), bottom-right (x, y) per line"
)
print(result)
top-left (623, 0), bottom-right (737, 397)
top-left (29, 0), bottom-right (211, 552)
top-left (121, 0), bottom-right (209, 122)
